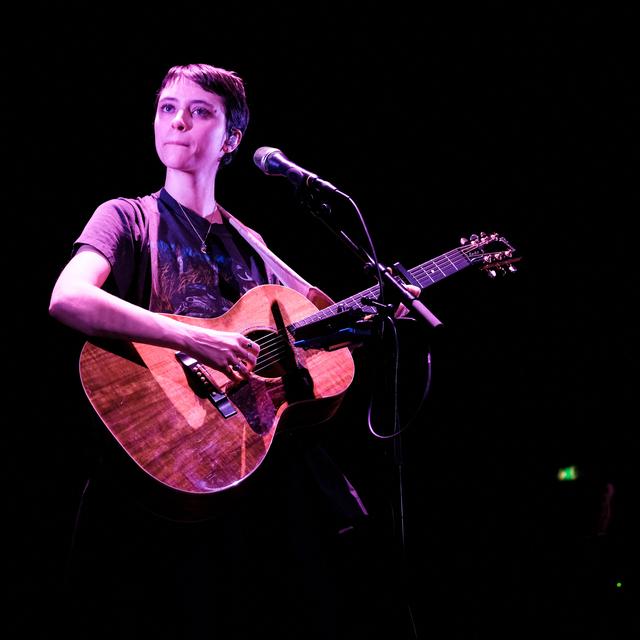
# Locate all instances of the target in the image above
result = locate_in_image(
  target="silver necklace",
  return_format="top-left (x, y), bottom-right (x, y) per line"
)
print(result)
top-left (177, 201), bottom-right (217, 254)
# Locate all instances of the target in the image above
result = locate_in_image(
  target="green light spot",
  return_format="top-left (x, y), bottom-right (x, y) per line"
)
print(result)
top-left (615, 582), bottom-right (622, 589)
top-left (557, 466), bottom-right (578, 481)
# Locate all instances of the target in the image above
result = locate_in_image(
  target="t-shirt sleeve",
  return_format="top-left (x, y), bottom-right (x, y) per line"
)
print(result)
top-left (73, 198), bottom-right (147, 300)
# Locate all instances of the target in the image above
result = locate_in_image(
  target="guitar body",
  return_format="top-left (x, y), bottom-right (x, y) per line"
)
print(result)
top-left (79, 285), bottom-right (355, 504)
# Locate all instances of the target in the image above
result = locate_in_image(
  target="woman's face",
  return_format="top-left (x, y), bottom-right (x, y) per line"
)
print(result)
top-left (154, 77), bottom-right (232, 175)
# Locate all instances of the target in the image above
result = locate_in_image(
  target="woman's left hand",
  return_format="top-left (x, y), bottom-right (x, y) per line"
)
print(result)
top-left (394, 284), bottom-right (421, 319)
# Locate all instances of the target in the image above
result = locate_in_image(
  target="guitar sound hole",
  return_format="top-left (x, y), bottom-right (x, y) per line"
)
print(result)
top-left (246, 330), bottom-right (287, 379)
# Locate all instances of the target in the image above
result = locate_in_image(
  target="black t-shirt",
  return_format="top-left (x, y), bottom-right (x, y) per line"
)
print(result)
top-left (154, 190), bottom-right (268, 316)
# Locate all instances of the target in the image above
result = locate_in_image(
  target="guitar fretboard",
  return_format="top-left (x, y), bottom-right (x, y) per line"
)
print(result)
top-left (290, 246), bottom-right (473, 331)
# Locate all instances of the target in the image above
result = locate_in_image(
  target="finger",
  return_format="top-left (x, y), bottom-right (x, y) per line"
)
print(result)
top-left (395, 305), bottom-right (410, 319)
top-left (243, 338), bottom-right (259, 365)
top-left (231, 335), bottom-right (257, 366)
top-left (244, 339), bottom-right (258, 353)
top-left (227, 361), bottom-right (248, 380)
top-left (238, 350), bottom-right (257, 369)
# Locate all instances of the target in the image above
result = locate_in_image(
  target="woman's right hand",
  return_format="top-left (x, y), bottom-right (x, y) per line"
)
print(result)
top-left (184, 328), bottom-right (260, 379)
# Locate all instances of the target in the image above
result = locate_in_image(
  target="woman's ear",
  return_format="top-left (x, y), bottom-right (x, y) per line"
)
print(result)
top-left (224, 130), bottom-right (242, 152)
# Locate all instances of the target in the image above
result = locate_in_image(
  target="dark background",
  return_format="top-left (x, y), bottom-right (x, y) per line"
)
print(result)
top-left (12, 5), bottom-right (636, 638)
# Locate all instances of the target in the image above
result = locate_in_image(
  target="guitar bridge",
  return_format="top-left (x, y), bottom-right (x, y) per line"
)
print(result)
top-left (175, 352), bottom-right (237, 419)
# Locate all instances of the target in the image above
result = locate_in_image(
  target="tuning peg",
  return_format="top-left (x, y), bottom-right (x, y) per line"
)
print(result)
top-left (460, 237), bottom-right (469, 245)
top-left (487, 269), bottom-right (497, 278)
top-left (470, 233), bottom-right (479, 242)
top-left (480, 231), bottom-right (487, 238)
top-left (508, 264), bottom-right (518, 273)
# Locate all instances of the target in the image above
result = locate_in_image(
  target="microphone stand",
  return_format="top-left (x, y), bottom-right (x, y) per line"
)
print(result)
top-left (299, 188), bottom-right (443, 330)
top-left (298, 186), bottom-right (438, 638)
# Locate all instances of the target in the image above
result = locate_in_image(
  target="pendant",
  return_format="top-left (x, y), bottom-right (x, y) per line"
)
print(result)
top-left (200, 243), bottom-right (208, 254)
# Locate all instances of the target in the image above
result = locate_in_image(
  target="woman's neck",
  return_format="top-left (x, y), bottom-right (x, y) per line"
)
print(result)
top-left (164, 170), bottom-right (221, 223)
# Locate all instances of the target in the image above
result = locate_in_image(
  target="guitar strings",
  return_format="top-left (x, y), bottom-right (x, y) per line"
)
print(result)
top-left (252, 333), bottom-right (282, 351)
top-left (246, 333), bottom-right (294, 375)
top-left (254, 339), bottom-right (289, 373)
top-left (253, 350), bottom-right (287, 374)
top-left (201, 241), bottom-right (506, 379)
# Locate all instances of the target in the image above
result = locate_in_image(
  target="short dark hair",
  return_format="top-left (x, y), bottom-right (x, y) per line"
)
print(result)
top-left (157, 63), bottom-right (250, 166)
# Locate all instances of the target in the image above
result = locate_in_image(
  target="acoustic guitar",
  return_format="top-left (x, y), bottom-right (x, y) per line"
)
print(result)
top-left (79, 232), bottom-right (517, 506)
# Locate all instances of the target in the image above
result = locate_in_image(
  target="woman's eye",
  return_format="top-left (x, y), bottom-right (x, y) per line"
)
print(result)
top-left (192, 107), bottom-right (211, 118)
top-left (160, 103), bottom-right (174, 113)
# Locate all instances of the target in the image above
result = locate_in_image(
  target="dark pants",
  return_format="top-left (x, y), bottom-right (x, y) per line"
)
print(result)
top-left (60, 435), bottom-right (381, 639)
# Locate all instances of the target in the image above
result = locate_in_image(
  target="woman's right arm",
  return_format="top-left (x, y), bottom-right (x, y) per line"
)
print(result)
top-left (49, 246), bottom-right (257, 375)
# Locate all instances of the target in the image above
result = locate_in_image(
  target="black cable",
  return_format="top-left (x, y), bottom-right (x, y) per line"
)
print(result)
top-left (367, 317), bottom-right (433, 440)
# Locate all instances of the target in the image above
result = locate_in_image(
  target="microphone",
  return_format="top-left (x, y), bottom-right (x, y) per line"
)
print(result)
top-left (253, 146), bottom-right (340, 193)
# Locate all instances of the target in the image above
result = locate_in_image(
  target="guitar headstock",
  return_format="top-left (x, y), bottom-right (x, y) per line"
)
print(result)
top-left (459, 232), bottom-right (520, 278)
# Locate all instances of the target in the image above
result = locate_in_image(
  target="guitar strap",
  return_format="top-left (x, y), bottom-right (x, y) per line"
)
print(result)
top-left (136, 191), bottom-right (333, 311)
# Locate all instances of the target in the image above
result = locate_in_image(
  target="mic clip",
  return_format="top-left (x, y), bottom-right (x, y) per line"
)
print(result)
top-left (291, 308), bottom-right (371, 351)
top-left (360, 296), bottom-right (396, 315)
top-left (293, 323), bottom-right (375, 351)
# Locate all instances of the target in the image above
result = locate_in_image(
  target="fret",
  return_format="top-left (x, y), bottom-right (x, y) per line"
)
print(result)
top-left (409, 248), bottom-right (471, 288)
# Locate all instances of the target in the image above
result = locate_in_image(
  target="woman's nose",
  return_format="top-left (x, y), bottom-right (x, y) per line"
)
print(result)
top-left (171, 109), bottom-right (190, 131)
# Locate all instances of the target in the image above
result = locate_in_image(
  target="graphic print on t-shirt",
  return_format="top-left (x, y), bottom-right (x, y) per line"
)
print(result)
top-left (153, 194), bottom-right (266, 317)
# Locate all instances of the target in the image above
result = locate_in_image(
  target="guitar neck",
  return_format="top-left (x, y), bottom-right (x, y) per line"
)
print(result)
top-left (292, 246), bottom-right (472, 330)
